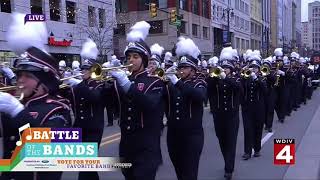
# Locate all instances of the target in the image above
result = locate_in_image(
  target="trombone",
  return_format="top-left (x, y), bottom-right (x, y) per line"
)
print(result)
top-left (0, 85), bottom-right (25, 100)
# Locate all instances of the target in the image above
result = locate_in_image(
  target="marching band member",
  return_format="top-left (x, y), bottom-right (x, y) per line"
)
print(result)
top-left (72, 60), bottom-right (82, 80)
top-left (165, 37), bottom-right (206, 180)
top-left (0, 12), bottom-right (71, 180)
top-left (262, 57), bottom-right (277, 132)
top-left (273, 48), bottom-right (287, 123)
top-left (148, 43), bottom-right (164, 75)
top-left (105, 21), bottom-right (166, 180)
top-left (206, 47), bottom-right (242, 180)
top-left (164, 51), bottom-right (174, 69)
top-left (241, 50), bottom-right (267, 160)
top-left (63, 39), bottom-right (105, 180)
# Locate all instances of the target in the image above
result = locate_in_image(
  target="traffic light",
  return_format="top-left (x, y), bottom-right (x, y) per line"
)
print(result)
top-left (170, 9), bottom-right (177, 23)
top-left (149, 3), bottom-right (157, 18)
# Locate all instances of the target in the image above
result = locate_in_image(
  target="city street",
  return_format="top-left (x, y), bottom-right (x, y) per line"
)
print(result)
top-left (61, 90), bottom-right (320, 180)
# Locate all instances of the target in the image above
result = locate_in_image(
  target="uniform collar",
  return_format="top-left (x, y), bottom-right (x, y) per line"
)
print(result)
top-left (132, 70), bottom-right (148, 79)
top-left (24, 93), bottom-right (49, 107)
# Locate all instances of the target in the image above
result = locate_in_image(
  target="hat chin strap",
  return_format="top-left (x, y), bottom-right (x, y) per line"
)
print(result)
top-left (24, 81), bottom-right (48, 99)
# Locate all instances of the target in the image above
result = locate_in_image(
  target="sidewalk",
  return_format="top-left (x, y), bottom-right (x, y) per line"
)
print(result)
top-left (284, 91), bottom-right (320, 180)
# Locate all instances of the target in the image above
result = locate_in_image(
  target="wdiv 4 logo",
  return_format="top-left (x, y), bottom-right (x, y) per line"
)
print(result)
top-left (274, 138), bottom-right (295, 165)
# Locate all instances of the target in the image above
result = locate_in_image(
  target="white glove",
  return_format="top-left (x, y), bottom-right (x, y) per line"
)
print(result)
top-left (111, 59), bottom-right (121, 67)
top-left (0, 92), bottom-right (24, 117)
top-left (165, 66), bottom-right (176, 74)
top-left (220, 72), bottom-right (226, 79)
top-left (110, 69), bottom-right (130, 87)
top-left (64, 78), bottom-right (81, 86)
top-left (277, 70), bottom-right (285, 76)
top-left (102, 62), bottom-right (112, 68)
top-left (251, 72), bottom-right (257, 80)
top-left (166, 74), bottom-right (179, 85)
top-left (1, 67), bottom-right (15, 79)
top-left (63, 71), bottom-right (72, 78)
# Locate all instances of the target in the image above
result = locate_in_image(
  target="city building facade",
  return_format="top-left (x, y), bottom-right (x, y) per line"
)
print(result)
top-left (262, 0), bottom-right (271, 56)
top-left (0, 0), bottom-right (115, 65)
top-left (114, 0), bottom-right (213, 59)
top-left (211, 0), bottom-right (250, 56)
top-left (308, 1), bottom-right (320, 51)
top-left (302, 21), bottom-right (310, 48)
top-left (250, 0), bottom-right (263, 51)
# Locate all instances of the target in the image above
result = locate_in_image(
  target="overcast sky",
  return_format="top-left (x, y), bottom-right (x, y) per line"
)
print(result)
top-left (302, 0), bottom-right (320, 22)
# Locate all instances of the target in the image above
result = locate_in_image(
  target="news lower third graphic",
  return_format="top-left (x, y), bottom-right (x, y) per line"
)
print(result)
top-left (0, 123), bottom-right (131, 172)
top-left (273, 138), bottom-right (295, 165)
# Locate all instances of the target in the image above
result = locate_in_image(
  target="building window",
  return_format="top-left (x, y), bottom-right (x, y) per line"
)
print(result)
top-left (180, 0), bottom-right (188, 11)
top-left (159, 0), bottom-right (167, 8)
top-left (191, 0), bottom-right (199, 15)
top-left (30, 0), bottom-right (43, 14)
top-left (180, 21), bottom-right (186, 34)
top-left (114, 24), bottom-right (126, 35)
top-left (49, 0), bottom-right (60, 21)
top-left (192, 24), bottom-right (198, 37)
top-left (245, 3), bottom-right (249, 14)
top-left (202, 0), bottom-right (210, 18)
top-left (1, 0), bottom-right (11, 13)
top-left (138, 0), bottom-right (148, 11)
top-left (66, 1), bottom-right (76, 24)
top-left (246, 40), bottom-right (249, 49)
top-left (240, 0), bottom-right (244, 12)
top-left (235, 0), bottom-right (239, 10)
top-left (88, 6), bottom-right (96, 27)
top-left (116, 0), bottom-right (128, 13)
top-left (98, 8), bottom-right (105, 28)
top-left (148, 20), bottom-right (163, 34)
top-left (203, 26), bottom-right (208, 39)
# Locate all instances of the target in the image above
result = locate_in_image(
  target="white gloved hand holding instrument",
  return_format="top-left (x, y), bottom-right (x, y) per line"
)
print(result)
top-left (0, 92), bottom-right (24, 118)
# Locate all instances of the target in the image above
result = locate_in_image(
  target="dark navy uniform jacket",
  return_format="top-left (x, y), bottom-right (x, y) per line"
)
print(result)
top-left (2, 94), bottom-right (72, 159)
top-left (165, 77), bottom-right (206, 134)
top-left (206, 76), bottom-right (242, 113)
top-left (105, 70), bottom-right (166, 166)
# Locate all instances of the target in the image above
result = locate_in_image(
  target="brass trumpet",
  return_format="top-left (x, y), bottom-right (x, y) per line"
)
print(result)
top-left (90, 63), bottom-right (133, 80)
top-left (154, 68), bottom-right (182, 81)
top-left (260, 65), bottom-right (270, 76)
top-left (0, 85), bottom-right (24, 100)
top-left (209, 66), bottom-right (224, 78)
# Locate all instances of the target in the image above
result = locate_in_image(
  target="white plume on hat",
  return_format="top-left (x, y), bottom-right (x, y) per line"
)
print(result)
top-left (80, 38), bottom-right (99, 60)
top-left (59, 60), bottom-right (66, 67)
top-left (220, 47), bottom-right (234, 61)
top-left (7, 12), bottom-right (48, 55)
top-left (164, 52), bottom-right (172, 61)
top-left (201, 60), bottom-right (207, 68)
top-left (150, 43), bottom-right (164, 57)
top-left (299, 57), bottom-right (306, 64)
top-left (243, 49), bottom-right (253, 60)
top-left (111, 55), bottom-right (117, 60)
top-left (126, 21), bottom-right (150, 42)
top-left (291, 52), bottom-right (299, 59)
top-left (274, 48), bottom-right (283, 56)
top-left (175, 36), bottom-right (200, 59)
top-left (283, 56), bottom-right (289, 64)
top-left (72, 61), bottom-right (80, 69)
top-left (248, 50), bottom-right (262, 61)
top-left (208, 56), bottom-right (219, 65)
